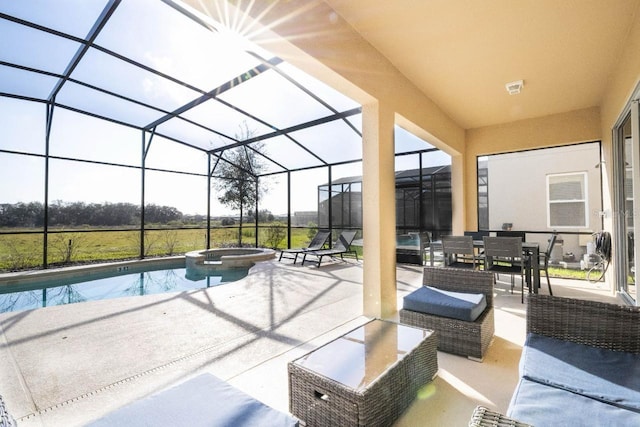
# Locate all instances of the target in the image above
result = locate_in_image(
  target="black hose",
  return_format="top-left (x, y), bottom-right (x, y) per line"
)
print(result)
top-left (595, 231), bottom-right (612, 262)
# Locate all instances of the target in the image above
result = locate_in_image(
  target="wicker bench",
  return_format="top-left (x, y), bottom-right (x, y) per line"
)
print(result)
top-left (488, 294), bottom-right (640, 425)
top-left (400, 267), bottom-right (495, 361)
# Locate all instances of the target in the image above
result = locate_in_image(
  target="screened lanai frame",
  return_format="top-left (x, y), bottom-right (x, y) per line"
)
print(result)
top-left (0, 0), bottom-right (446, 269)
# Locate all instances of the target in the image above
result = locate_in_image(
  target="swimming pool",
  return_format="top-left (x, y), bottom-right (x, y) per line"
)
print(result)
top-left (0, 263), bottom-right (249, 313)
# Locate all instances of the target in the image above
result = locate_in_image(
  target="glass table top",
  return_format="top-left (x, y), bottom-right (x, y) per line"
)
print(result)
top-left (293, 319), bottom-right (431, 390)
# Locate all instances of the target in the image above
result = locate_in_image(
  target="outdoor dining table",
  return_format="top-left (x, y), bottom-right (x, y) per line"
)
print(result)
top-left (429, 239), bottom-right (541, 293)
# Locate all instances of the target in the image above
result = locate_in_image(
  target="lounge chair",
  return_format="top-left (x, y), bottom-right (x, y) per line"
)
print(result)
top-left (278, 230), bottom-right (330, 264)
top-left (301, 230), bottom-right (358, 267)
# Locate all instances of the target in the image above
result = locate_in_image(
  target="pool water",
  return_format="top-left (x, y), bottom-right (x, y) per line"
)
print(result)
top-left (0, 267), bottom-right (248, 313)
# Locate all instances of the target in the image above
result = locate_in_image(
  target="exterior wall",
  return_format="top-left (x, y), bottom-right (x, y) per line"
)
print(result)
top-left (485, 143), bottom-right (602, 258)
top-left (601, 4), bottom-right (640, 149)
top-left (598, 9), bottom-right (640, 293)
top-left (465, 108), bottom-right (602, 231)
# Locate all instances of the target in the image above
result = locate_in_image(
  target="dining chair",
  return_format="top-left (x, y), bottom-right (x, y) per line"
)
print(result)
top-left (442, 235), bottom-right (477, 269)
top-left (464, 230), bottom-right (490, 263)
top-left (494, 231), bottom-right (525, 282)
top-left (539, 233), bottom-right (558, 295)
top-left (483, 236), bottom-right (529, 303)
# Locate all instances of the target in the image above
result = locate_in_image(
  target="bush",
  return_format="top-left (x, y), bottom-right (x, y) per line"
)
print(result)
top-left (307, 222), bottom-right (318, 240)
top-left (265, 225), bottom-right (286, 249)
top-left (221, 217), bottom-right (235, 226)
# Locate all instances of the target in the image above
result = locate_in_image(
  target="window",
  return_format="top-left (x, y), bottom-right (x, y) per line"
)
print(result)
top-left (547, 172), bottom-right (588, 228)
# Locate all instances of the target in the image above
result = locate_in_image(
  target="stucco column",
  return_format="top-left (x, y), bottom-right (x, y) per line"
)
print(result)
top-left (362, 102), bottom-right (397, 318)
top-left (450, 154), bottom-right (465, 233)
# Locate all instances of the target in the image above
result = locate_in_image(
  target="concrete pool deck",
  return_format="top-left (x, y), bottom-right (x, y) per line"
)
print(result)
top-left (0, 258), bottom-right (618, 426)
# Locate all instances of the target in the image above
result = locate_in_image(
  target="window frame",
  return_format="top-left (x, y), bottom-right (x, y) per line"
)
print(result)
top-left (546, 171), bottom-right (589, 229)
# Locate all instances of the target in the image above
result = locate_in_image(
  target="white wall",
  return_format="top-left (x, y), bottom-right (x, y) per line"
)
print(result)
top-left (487, 143), bottom-right (602, 258)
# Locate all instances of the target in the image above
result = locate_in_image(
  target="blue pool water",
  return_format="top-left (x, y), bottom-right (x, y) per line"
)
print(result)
top-left (0, 266), bottom-right (248, 313)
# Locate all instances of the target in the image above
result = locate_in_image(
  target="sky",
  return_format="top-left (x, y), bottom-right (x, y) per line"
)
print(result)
top-left (0, 0), bottom-right (451, 217)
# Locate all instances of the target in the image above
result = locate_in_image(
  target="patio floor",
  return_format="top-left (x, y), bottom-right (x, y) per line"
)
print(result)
top-left (0, 258), bottom-right (619, 426)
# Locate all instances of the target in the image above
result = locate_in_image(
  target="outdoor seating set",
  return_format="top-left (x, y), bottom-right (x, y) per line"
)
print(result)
top-left (278, 230), bottom-right (359, 267)
top-left (401, 265), bottom-right (640, 425)
top-left (439, 232), bottom-right (558, 303)
top-left (4, 261), bottom-right (634, 426)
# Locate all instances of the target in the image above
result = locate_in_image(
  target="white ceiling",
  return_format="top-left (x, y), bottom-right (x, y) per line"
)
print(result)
top-left (324, 0), bottom-right (640, 129)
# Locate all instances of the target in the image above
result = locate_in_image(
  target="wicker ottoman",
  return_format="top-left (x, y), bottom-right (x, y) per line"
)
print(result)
top-left (288, 319), bottom-right (437, 427)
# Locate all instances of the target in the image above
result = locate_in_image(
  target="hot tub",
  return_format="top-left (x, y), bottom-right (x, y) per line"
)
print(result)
top-left (185, 247), bottom-right (276, 272)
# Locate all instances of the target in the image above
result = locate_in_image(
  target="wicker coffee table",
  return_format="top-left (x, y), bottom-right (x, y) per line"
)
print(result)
top-left (288, 319), bottom-right (437, 427)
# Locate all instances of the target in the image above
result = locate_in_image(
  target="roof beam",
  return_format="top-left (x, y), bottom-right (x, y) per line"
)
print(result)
top-left (145, 57), bottom-right (283, 131)
top-left (47, 0), bottom-right (122, 102)
top-left (208, 107), bottom-right (362, 154)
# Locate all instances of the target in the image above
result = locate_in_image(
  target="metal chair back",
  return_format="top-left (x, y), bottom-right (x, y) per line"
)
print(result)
top-left (483, 236), bottom-right (523, 261)
top-left (442, 235), bottom-right (476, 268)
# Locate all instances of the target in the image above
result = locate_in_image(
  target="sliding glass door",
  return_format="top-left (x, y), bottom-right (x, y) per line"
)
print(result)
top-left (614, 97), bottom-right (638, 304)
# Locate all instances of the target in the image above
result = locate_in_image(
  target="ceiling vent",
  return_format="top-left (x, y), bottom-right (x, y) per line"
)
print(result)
top-left (505, 80), bottom-right (524, 95)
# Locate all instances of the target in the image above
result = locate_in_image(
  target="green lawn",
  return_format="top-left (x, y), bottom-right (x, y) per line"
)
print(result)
top-left (0, 225), bottom-right (319, 272)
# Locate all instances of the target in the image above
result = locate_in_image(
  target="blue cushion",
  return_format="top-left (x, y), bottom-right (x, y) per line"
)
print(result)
top-left (87, 373), bottom-right (299, 427)
top-left (521, 333), bottom-right (640, 413)
top-left (508, 377), bottom-right (640, 426)
top-left (402, 286), bottom-right (487, 322)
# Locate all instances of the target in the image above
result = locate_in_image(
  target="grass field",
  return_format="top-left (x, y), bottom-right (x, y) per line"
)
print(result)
top-left (0, 228), bottom-right (596, 283)
top-left (0, 225), bottom-right (330, 272)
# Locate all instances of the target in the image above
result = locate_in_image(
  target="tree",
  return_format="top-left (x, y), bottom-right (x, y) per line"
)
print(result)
top-left (212, 122), bottom-right (269, 245)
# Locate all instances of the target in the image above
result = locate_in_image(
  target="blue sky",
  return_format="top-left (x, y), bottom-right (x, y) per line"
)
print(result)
top-left (0, 0), bottom-right (450, 216)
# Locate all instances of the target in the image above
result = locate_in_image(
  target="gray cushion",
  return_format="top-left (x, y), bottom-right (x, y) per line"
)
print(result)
top-left (86, 373), bottom-right (299, 427)
top-left (520, 333), bottom-right (640, 413)
top-left (402, 286), bottom-right (487, 322)
top-left (507, 377), bottom-right (640, 426)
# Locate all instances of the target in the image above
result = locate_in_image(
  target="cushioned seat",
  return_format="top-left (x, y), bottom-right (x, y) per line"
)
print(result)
top-left (87, 373), bottom-right (299, 427)
top-left (520, 333), bottom-right (640, 413)
top-left (403, 286), bottom-right (487, 322)
top-left (399, 267), bottom-right (495, 361)
top-left (507, 377), bottom-right (640, 426)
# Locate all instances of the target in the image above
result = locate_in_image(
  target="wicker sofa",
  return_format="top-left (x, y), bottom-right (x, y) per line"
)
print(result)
top-left (493, 294), bottom-right (640, 426)
top-left (399, 267), bottom-right (495, 361)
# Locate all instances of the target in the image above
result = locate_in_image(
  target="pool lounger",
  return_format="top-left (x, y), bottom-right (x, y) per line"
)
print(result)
top-left (86, 373), bottom-right (299, 427)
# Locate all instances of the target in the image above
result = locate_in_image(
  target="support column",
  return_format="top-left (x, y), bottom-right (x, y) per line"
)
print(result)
top-left (362, 102), bottom-right (397, 318)
top-left (450, 154), bottom-right (465, 234)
